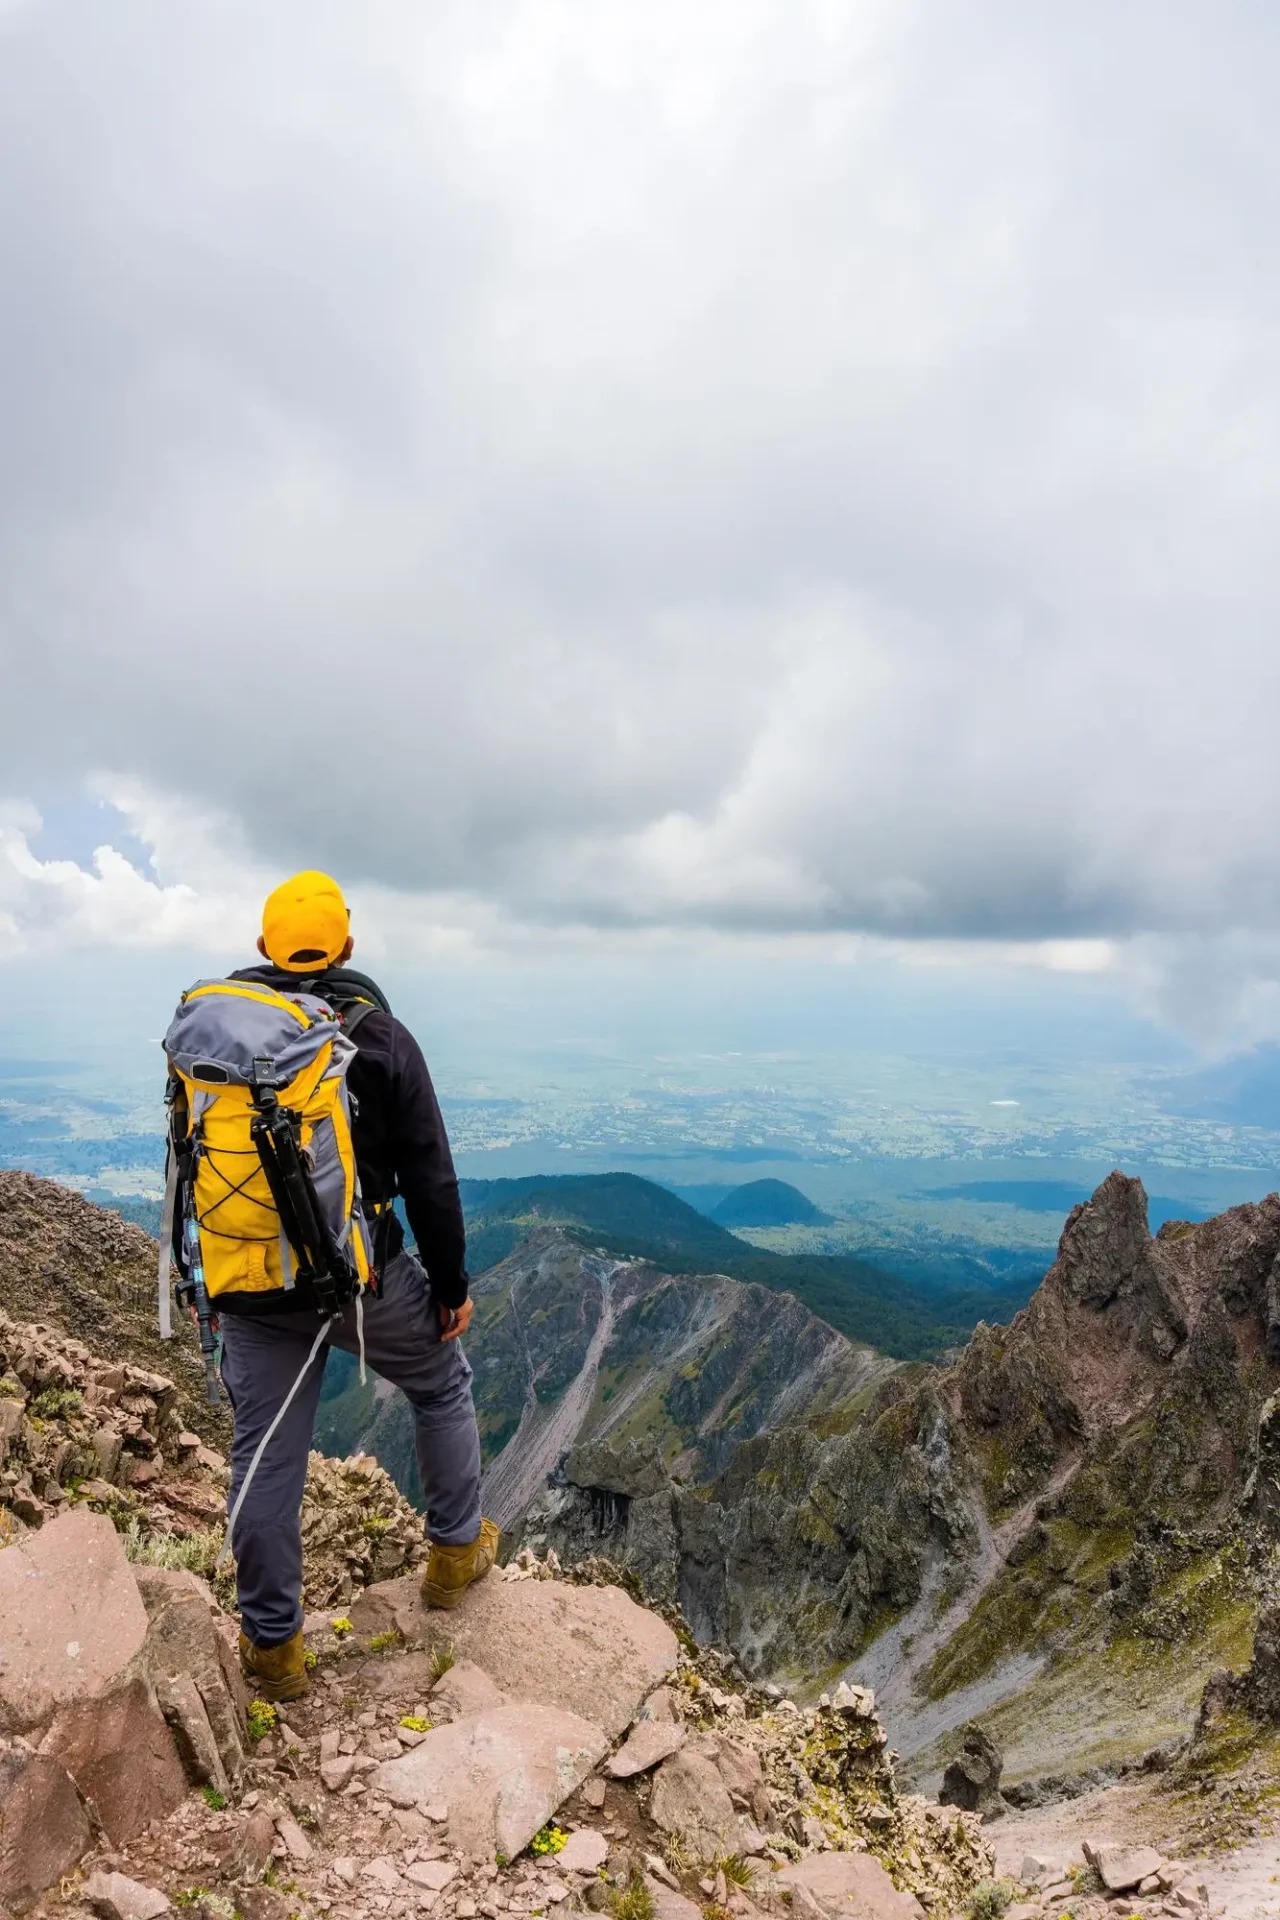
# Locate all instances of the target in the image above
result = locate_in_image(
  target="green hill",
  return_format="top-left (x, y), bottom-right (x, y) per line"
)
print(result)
top-left (710, 1177), bottom-right (832, 1229)
top-left (458, 1170), bottom-right (1032, 1360)
top-left (457, 1171), bottom-right (744, 1274)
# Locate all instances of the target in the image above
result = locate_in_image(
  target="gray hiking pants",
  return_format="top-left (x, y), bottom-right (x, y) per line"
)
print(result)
top-left (219, 1248), bottom-right (482, 1647)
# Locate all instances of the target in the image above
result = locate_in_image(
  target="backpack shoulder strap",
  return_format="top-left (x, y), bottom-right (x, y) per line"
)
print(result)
top-left (228, 963), bottom-right (393, 1034)
top-left (336, 997), bottom-right (382, 1039)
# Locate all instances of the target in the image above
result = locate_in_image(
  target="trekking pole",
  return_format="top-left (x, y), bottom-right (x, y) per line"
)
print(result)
top-left (182, 1210), bottom-right (223, 1406)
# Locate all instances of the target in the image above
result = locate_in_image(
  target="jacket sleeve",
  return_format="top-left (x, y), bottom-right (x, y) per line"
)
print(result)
top-left (387, 1022), bottom-right (469, 1308)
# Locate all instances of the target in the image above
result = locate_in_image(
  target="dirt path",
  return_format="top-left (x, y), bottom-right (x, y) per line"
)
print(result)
top-left (480, 1254), bottom-right (618, 1528)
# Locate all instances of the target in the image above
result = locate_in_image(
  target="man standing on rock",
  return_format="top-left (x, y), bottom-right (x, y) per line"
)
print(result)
top-left (177, 871), bottom-right (498, 1704)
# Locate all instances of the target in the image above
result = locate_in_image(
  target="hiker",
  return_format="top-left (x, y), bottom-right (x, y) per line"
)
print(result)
top-left (161, 870), bottom-right (497, 1704)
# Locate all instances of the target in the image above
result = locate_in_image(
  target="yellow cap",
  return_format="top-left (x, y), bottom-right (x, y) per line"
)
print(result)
top-left (261, 870), bottom-right (350, 972)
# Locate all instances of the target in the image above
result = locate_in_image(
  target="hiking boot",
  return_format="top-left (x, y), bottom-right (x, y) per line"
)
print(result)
top-left (421, 1517), bottom-right (500, 1610)
top-left (238, 1626), bottom-right (309, 1702)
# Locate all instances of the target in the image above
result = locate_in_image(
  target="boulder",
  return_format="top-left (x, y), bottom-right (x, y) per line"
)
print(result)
top-left (345, 1575), bottom-right (425, 1646)
top-left (222, 1808), bottom-right (277, 1881)
top-left (557, 1829), bottom-right (609, 1873)
top-left (85, 1872), bottom-right (171, 1920)
top-left (1082, 1841), bottom-right (1166, 1893)
top-left (774, 1854), bottom-right (927, 1920)
top-left (0, 1509), bottom-right (148, 1734)
top-left (607, 1718), bottom-right (685, 1778)
top-left (404, 1861), bottom-right (457, 1892)
top-left (649, 1736), bottom-right (743, 1859)
top-left (356, 1571), bottom-right (676, 1741)
top-left (709, 1733), bottom-right (766, 1805)
top-left (0, 1514), bottom-right (250, 1897)
top-left (41, 1672), bottom-right (187, 1845)
top-left (938, 1723), bottom-right (1003, 1819)
top-left (371, 1702), bottom-right (609, 1860)
top-left (0, 1745), bottom-right (91, 1911)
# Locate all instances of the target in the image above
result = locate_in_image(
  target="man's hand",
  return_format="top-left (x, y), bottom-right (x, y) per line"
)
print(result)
top-left (439, 1297), bottom-right (474, 1343)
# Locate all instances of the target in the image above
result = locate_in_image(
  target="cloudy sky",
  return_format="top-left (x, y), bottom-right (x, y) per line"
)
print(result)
top-left (2, 0), bottom-right (1278, 1058)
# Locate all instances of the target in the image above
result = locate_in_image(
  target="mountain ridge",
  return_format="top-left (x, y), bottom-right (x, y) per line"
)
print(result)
top-left (522, 1172), bottom-right (1280, 1794)
top-left (458, 1170), bottom-right (1035, 1359)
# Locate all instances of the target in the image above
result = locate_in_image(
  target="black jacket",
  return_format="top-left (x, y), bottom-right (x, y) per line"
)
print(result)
top-left (230, 965), bottom-right (469, 1308)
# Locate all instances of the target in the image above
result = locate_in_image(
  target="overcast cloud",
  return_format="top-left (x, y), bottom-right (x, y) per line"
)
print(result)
top-left (2, 0), bottom-right (1279, 1033)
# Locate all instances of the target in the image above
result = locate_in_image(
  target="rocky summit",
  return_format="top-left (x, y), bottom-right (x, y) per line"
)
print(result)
top-left (0, 1507), bottom-right (994, 1920)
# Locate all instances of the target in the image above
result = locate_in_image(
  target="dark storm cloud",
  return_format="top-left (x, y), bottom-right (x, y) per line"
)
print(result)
top-left (2, 0), bottom-right (1279, 947)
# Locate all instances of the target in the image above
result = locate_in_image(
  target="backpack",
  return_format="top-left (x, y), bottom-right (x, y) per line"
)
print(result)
top-left (160, 977), bottom-right (375, 1320)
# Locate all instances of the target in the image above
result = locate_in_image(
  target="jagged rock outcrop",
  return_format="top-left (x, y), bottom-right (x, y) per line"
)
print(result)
top-left (0, 1311), bottom-right (427, 1606)
top-left (938, 1723), bottom-right (1003, 1819)
top-left (526, 1366), bottom-right (975, 1670)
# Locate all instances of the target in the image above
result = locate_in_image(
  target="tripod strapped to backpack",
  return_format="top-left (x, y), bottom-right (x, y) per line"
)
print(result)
top-left (246, 1055), bottom-right (361, 1319)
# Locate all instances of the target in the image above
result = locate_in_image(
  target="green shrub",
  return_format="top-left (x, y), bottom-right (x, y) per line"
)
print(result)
top-left (609, 1885), bottom-right (654, 1920)
top-left (967, 1880), bottom-right (1016, 1920)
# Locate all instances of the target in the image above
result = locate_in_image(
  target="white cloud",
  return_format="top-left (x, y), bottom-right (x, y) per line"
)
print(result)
top-left (0, 0), bottom-right (1277, 1036)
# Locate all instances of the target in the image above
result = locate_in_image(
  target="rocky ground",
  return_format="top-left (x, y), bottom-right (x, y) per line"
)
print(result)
top-left (1, 1510), bottom-right (993, 1920)
top-left (989, 1779), bottom-right (1280, 1920)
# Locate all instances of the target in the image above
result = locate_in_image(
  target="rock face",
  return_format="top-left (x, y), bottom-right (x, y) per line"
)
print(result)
top-left (0, 1746), bottom-right (92, 1909)
top-left (0, 1509), bottom-right (247, 1906)
top-left (938, 1723), bottom-right (1004, 1819)
top-left (134, 1566), bottom-right (250, 1791)
top-left (330, 1226), bottom-right (890, 1543)
top-left (529, 1174), bottom-right (1280, 1783)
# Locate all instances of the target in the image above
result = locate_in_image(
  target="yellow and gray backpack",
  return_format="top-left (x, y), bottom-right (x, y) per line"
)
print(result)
top-left (159, 977), bottom-right (375, 1337)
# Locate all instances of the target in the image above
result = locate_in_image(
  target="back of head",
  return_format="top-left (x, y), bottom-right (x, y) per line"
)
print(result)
top-left (261, 870), bottom-right (350, 973)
